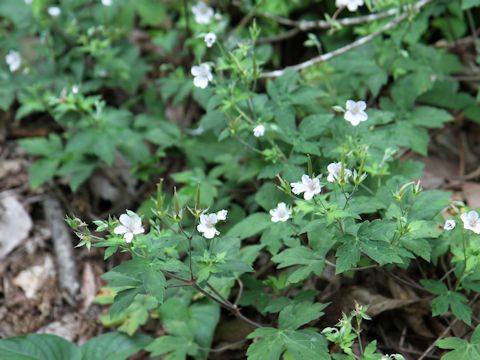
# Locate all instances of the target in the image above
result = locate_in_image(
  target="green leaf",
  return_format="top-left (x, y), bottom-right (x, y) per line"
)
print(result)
top-left (110, 288), bottom-right (141, 317)
top-left (409, 190), bottom-right (451, 220)
top-left (135, 0), bottom-right (166, 26)
top-left (422, 282), bottom-right (472, 325)
top-left (0, 334), bottom-right (81, 360)
top-left (409, 106), bottom-right (452, 128)
top-left (360, 240), bottom-right (403, 265)
top-left (335, 241), bottom-right (361, 274)
top-left (421, 279), bottom-right (448, 295)
top-left (80, 332), bottom-right (151, 360)
top-left (142, 268), bottom-right (166, 304)
top-left (19, 134), bottom-right (63, 157)
top-left (146, 335), bottom-right (197, 359)
top-left (28, 158), bottom-right (59, 189)
top-left (247, 328), bottom-right (329, 360)
top-left (462, 0), bottom-right (480, 10)
top-left (298, 114), bottom-right (332, 139)
top-left (272, 246), bottom-right (325, 284)
top-left (227, 213), bottom-right (271, 240)
top-left (278, 302), bottom-right (327, 330)
top-left (436, 324), bottom-right (480, 359)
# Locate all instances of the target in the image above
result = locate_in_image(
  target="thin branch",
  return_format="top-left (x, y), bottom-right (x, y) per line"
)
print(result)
top-left (234, 277), bottom-right (244, 306)
top-left (325, 259), bottom-right (378, 272)
top-left (260, 0), bottom-right (432, 78)
top-left (162, 270), bottom-right (264, 328)
top-left (257, 27), bottom-right (301, 44)
top-left (261, 6), bottom-right (400, 31)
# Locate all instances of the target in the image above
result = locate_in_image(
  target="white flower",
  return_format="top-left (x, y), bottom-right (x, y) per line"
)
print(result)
top-left (72, 85), bottom-right (79, 94)
top-left (327, 162), bottom-right (352, 183)
top-left (197, 214), bottom-right (217, 238)
top-left (270, 202), bottom-right (291, 222)
top-left (48, 6), bottom-right (61, 17)
top-left (114, 212), bottom-right (144, 243)
top-left (291, 174), bottom-right (322, 200)
top-left (24, 0), bottom-right (32, 4)
top-left (253, 124), bottom-right (265, 138)
top-left (216, 209), bottom-right (228, 221)
top-left (344, 100), bottom-right (368, 126)
top-left (335, 0), bottom-right (364, 11)
top-left (192, 1), bottom-right (215, 24)
top-left (191, 63), bottom-right (213, 89)
top-left (5, 51), bottom-right (21, 73)
top-left (197, 210), bottom-right (227, 239)
top-left (204, 32), bottom-right (217, 48)
top-left (444, 220), bottom-right (456, 231)
top-left (102, 0), bottom-right (112, 5)
top-left (461, 210), bottom-right (480, 234)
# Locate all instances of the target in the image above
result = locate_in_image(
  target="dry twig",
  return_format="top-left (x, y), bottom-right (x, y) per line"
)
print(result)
top-left (43, 196), bottom-right (80, 304)
top-left (260, 0), bottom-right (433, 78)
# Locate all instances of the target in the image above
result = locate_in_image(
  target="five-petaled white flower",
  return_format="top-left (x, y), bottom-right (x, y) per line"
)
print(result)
top-left (253, 124), bottom-right (265, 138)
top-left (204, 32), bottom-right (217, 48)
top-left (327, 162), bottom-right (352, 183)
top-left (197, 210), bottom-right (227, 239)
top-left (191, 63), bottom-right (213, 89)
top-left (291, 174), bottom-right (322, 200)
top-left (461, 210), bottom-right (480, 234)
top-left (114, 212), bottom-right (145, 243)
top-left (48, 6), bottom-right (61, 17)
top-left (5, 51), bottom-right (21, 73)
top-left (102, 0), bottom-right (113, 6)
top-left (336, 0), bottom-right (364, 11)
top-left (270, 202), bottom-right (291, 223)
top-left (444, 220), bottom-right (456, 231)
top-left (344, 100), bottom-right (368, 126)
top-left (192, 1), bottom-right (215, 24)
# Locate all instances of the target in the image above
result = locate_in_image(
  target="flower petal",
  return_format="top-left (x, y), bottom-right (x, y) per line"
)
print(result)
top-left (124, 232), bottom-right (134, 243)
top-left (119, 214), bottom-right (131, 227)
top-left (114, 225), bottom-right (127, 234)
top-left (194, 76), bottom-right (209, 89)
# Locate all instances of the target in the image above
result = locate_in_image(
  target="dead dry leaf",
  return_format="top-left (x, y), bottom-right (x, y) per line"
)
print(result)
top-left (13, 256), bottom-right (56, 299)
top-left (462, 182), bottom-right (480, 208)
top-left (0, 193), bottom-right (33, 259)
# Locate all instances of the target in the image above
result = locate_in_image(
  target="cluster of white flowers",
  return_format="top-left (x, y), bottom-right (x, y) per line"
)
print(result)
top-left (5, 51), bottom-right (21, 73)
top-left (253, 124), bottom-right (265, 138)
top-left (114, 212), bottom-right (145, 243)
top-left (190, 3), bottom-right (219, 88)
top-left (344, 100), bottom-right (368, 126)
top-left (191, 63), bottom-right (213, 89)
top-left (443, 210), bottom-right (480, 234)
top-left (204, 32), bottom-right (217, 48)
top-left (269, 162), bottom-right (358, 222)
top-left (270, 203), bottom-right (291, 222)
top-left (192, 1), bottom-right (215, 24)
top-left (197, 209), bottom-right (228, 239)
top-left (48, 6), bottom-right (61, 17)
top-left (336, 0), bottom-right (364, 12)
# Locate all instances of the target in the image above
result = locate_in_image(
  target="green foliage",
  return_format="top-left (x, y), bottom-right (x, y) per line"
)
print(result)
top-left (4, 0), bottom-right (480, 358)
top-left (437, 325), bottom-right (480, 359)
top-left (0, 332), bottom-right (150, 360)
